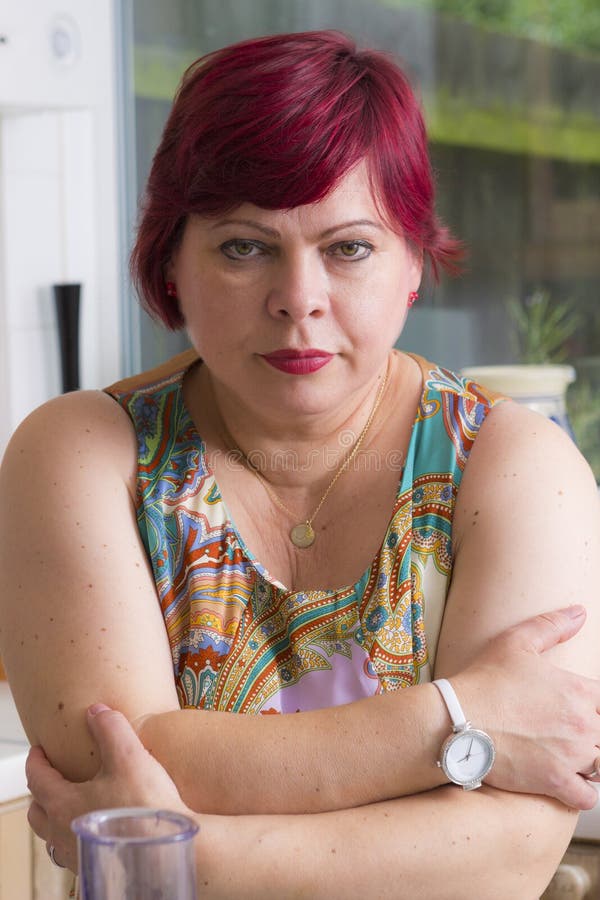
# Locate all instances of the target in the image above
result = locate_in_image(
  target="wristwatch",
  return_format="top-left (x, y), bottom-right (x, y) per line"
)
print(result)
top-left (433, 678), bottom-right (496, 791)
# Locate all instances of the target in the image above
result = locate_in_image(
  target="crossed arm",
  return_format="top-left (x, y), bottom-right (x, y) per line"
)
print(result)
top-left (28, 702), bottom-right (578, 899)
top-left (2, 390), bottom-right (600, 897)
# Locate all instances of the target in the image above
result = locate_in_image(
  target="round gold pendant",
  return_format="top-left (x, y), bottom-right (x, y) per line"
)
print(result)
top-left (290, 522), bottom-right (315, 548)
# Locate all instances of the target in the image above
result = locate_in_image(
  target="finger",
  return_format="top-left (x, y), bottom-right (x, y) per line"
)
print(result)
top-left (504, 606), bottom-right (586, 655)
top-left (554, 773), bottom-right (599, 811)
top-left (27, 800), bottom-right (48, 840)
top-left (25, 746), bottom-right (46, 787)
top-left (25, 745), bottom-right (48, 777)
top-left (86, 704), bottom-right (148, 775)
top-left (26, 746), bottom-right (68, 804)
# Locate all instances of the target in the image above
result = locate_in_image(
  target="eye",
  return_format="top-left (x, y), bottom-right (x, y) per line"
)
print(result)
top-left (220, 239), bottom-right (266, 260)
top-left (330, 240), bottom-right (373, 261)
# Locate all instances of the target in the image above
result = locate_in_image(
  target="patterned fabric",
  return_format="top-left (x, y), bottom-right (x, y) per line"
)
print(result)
top-left (106, 352), bottom-right (503, 714)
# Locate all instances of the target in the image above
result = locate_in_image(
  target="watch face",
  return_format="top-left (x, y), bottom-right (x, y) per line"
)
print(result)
top-left (441, 728), bottom-right (495, 788)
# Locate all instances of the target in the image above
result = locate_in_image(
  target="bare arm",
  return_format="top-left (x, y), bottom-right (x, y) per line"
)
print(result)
top-left (2, 394), bottom-right (599, 816)
top-left (135, 604), bottom-right (597, 814)
top-left (0, 392), bottom-right (180, 779)
top-left (204, 788), bottom-right (574, 900)
top-left (28, 705), bottom-right (577, 899)
top-left (436, 400), bottom-right (600, 807)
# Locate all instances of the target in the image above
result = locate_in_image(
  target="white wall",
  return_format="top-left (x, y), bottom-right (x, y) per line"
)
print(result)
top-left (0, 0), bottom-right (122, 454)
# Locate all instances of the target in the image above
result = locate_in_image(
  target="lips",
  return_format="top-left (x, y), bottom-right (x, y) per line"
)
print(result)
top-left (260, 348), bottom-right (333, 375)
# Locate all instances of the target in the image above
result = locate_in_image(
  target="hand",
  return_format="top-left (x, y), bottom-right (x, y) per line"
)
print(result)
top-left (452, 606), bottom-right (600, 810)
top-left (26, 703), bottom-right (189, 872)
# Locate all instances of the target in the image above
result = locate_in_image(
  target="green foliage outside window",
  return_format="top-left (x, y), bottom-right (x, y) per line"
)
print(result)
top-left (384, 0), bottom-right (600, 54)
top-left (507, 291), bottom-right (582, 365)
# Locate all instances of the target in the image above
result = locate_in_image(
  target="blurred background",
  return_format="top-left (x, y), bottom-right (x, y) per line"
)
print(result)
top-left (1, 0), bottom-right (599, 473)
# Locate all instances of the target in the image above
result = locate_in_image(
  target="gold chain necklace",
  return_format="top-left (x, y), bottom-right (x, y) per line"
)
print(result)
top-left (212, 362), bottom-right (389, 549)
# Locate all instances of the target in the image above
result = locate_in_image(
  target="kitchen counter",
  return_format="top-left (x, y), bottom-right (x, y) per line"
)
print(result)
top-left (0, 681), bottom-right (29, 803)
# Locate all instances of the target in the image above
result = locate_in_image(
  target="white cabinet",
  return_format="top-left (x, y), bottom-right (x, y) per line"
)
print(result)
top-left (0, 799), bottom-right (31, 899)
top-left (0, 0), bottom-right (123, 457)
top-left (0, 796), bottom-right (73, 899)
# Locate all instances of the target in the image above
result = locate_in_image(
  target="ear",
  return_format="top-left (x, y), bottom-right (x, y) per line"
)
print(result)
top-left (163, 232), bottom-right (184, 284)
top-left (408, 247), bottom-right (424, 292)
top-left (163, 258), bottom-right (177, 283)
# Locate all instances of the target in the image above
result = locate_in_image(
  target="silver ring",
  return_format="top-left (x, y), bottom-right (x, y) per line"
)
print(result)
top-left (584, 755), bottom-right (600, 780)
top-left (47, 843), bottom-right (65, 868)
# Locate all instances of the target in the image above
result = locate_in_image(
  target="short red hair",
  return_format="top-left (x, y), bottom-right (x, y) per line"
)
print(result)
top-left (131, 30), bottom-right (463, 329)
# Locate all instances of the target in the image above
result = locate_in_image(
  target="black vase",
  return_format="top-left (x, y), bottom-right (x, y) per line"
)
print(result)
top-left (53, 283), bottom-right (81, 393)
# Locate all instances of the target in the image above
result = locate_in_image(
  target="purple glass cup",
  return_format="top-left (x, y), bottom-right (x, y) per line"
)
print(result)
top-left (71, 808), bottom-right (199, 899)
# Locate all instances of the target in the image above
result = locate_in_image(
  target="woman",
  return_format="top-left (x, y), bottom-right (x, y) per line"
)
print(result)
top-left (2, 30), bottom-right (600, 898)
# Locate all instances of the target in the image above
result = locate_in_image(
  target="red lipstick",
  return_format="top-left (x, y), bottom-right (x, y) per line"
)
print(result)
top-left (261, 348), bottom-right (333, 375)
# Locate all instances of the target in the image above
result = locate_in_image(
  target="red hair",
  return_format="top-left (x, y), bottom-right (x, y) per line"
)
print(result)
top-left (131, 30), bottom-right (463, 329)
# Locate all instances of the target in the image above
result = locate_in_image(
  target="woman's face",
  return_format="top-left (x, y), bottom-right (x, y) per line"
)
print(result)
top-left (169, 161), bottom-right (422, 421)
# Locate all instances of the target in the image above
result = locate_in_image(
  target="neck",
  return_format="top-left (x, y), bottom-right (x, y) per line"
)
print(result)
top-left (202, 359), bottom-right (391, 492)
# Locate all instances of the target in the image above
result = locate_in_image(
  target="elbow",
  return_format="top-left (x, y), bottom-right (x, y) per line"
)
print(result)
top-left (473, 789), bottom-right (578, 900)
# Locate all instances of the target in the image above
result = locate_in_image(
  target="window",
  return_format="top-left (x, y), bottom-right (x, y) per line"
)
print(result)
top-left (123, 0), bottom-right (600, 475)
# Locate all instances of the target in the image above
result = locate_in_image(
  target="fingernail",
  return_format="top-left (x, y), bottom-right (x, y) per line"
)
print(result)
top-left (88, 703), bottom-right (111, 717)
top-left (564, 604), bottom-right (586, 619)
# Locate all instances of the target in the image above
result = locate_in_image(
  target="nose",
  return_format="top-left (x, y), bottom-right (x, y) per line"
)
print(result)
top-left (266, 252), bottom-right (328, 322)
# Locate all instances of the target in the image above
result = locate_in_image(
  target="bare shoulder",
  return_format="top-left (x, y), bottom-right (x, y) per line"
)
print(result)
top-left (1, 389), bottom-right (137, 493)
top-left (442, 400), bottom-right (600, 675)
top-left (454, 399), bottom-right (598, 549)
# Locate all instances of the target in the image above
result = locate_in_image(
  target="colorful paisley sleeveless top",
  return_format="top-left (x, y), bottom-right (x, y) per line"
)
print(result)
top-left (106, 351), bottom-right (503, 714)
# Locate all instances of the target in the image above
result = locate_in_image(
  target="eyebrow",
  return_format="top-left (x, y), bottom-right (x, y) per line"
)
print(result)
top-left (208, 218), bottom-right (385, 239)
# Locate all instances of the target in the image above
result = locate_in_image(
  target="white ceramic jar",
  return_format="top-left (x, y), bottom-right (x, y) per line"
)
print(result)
top-left (460, 364), bottom-right (576, 437)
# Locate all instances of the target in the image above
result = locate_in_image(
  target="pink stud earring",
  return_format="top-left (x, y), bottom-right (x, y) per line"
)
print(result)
top-left (408, 291), bottom-right (419, 308)
top-left (166, 281), bottom-right (178, 298)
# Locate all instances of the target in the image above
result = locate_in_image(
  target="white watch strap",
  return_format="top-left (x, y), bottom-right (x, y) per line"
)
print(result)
top-left (432, 678), bottom-right (468, 729)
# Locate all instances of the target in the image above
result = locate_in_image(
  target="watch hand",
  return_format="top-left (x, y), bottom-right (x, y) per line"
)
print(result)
top-left (457, 739), bottom-right (481, 764)
top-left (457, 739), bottom-right (475, 764)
